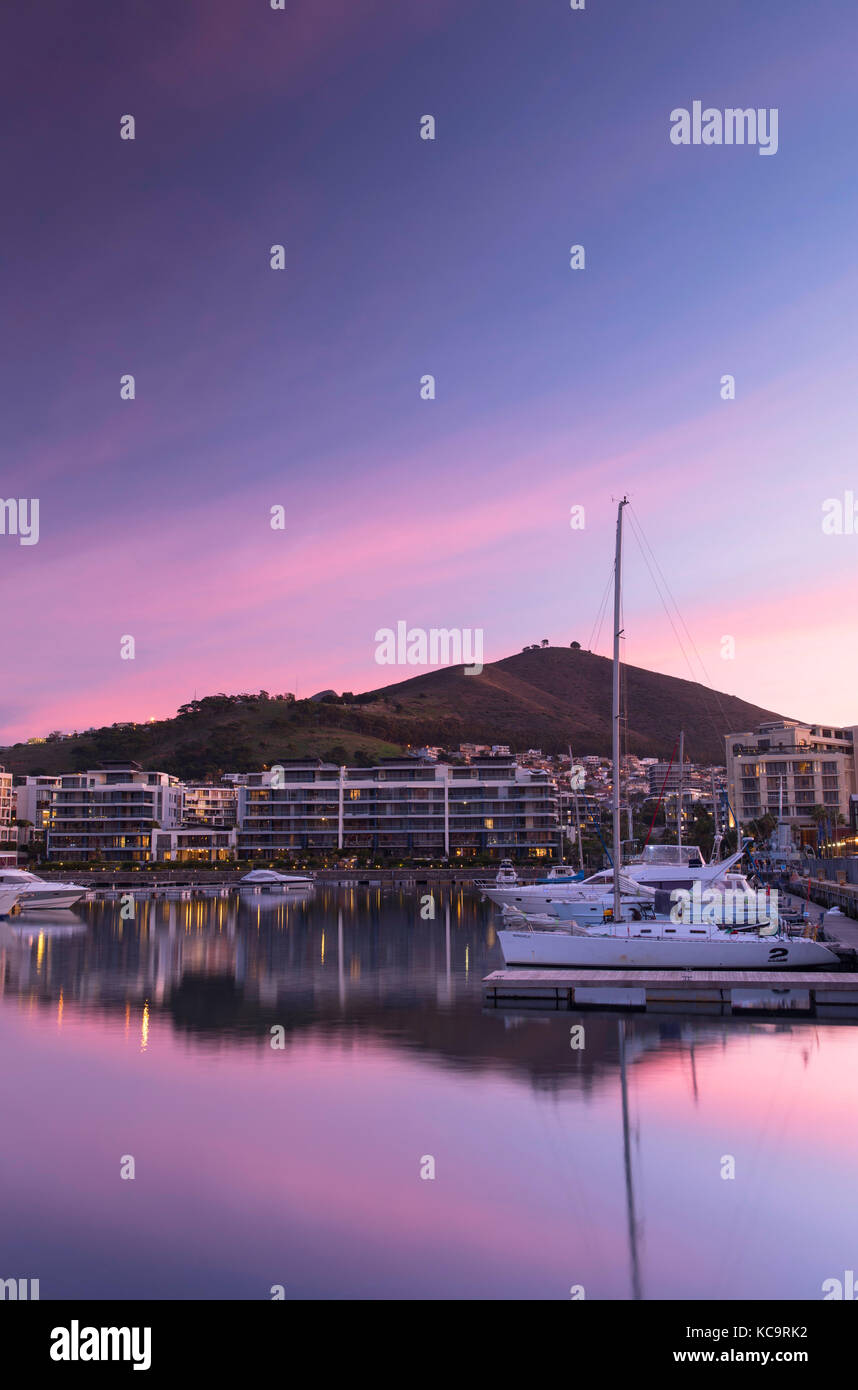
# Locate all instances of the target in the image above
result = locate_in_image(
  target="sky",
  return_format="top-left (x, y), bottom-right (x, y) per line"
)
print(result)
top-left (2, 0), bottom-right (858, 743)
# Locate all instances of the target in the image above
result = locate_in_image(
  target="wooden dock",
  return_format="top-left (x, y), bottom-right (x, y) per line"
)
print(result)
top-left (483, 969), bottom-right (858, 1017)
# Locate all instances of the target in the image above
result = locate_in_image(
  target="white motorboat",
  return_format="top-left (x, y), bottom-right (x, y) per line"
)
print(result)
top-left (0, 887), bottom-right (22, 918)
top-left (483, 870), bottom-right (655, 913)
top-left (496, 497), bottom-right (840, 973)
top-left (0, 868), bottom-right (87, 911)
top-left (475, 858), bottom-right (518, 890)
top-left (583, 842), bottom-right (746, 892)
top-left (484, 846), bottom-right (745, 912)
top-left (238, 869), bottom-right (315, 890)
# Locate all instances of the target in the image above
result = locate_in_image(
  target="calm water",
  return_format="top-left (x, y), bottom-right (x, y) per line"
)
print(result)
top-left (1, 886), bottom-right (856, 1301)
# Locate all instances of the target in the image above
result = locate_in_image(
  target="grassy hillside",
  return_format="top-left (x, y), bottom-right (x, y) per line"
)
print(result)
top-left (1, 647), bottom-right (785, 779)
top-left (369, 647), bottom-right (785, 763)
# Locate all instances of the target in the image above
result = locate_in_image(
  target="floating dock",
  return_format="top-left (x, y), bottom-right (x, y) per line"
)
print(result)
top-left (483, 969), bottom-right (858, 1018)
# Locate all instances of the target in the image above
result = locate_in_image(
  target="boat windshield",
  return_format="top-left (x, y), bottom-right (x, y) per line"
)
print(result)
top-left (628, 845), bottom-right (706, 868)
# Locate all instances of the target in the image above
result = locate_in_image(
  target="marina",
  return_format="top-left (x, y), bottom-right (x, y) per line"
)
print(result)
top-left (2, 883), bottom-right (857, 1303)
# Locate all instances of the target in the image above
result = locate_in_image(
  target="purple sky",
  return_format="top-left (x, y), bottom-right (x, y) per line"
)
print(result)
top-left (3, 0), bottom-right (858, 742)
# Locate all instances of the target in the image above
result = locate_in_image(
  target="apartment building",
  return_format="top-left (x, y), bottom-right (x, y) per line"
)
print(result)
top-left (647, 762), bottom-right (684, 795)
top-left (182, 782), bottom-right (238, 828)
top-left (47, 762), bottom-right (184, 863)
top-left (0, 765), bottom-right (15, 866)
top-left (15, 775), bottom-right (60, 850)
top-left (151, 827), bottom-right (238, 862)
top-left (237, 755), bottom-right (559, 859)
top-left (725, 720), bottom-right (858, 839)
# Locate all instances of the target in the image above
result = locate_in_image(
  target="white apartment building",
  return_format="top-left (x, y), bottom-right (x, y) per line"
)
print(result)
top-left (0, 765), bottom-right (15, 866)
top-left (151, 827), bottom-right (238, 862)
top-left (237, 756), bottom-right (559, 859)
top-left (47, 762), bottom-right (184, 864)
top-left (182, 783), bottom-right (238, 828)
top-left (725, 721), bottom-right (858, 839)
top-left (15, 775), bottom-right (60, 847)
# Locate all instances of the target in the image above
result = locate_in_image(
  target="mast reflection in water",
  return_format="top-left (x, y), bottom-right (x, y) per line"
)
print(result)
top-left (0, 888), bottom-right (855, 1300)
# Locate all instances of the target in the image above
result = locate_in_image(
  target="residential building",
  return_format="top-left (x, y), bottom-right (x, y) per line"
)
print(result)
top-left (0, 765), bottom-right (15, 866)
top-left (47, 762), bottom-right (184, 863)
top-left (15, 775), bottom-right (60, 851)
top-left (237, 756), bottom-right (559, 859)
top-left (151, 827), bottom-right (237, 862)
top-left (182, 782), bottom-right (238, 828)
top-left (725, 721), bottom-right (858, 841)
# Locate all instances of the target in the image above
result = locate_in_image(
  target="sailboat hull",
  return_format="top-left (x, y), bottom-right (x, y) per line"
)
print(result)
top-left (497, 929), bottom-right (838, 970)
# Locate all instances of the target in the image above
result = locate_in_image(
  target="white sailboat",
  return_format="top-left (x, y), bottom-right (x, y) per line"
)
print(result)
top-left (497, 498), bottom-right (838, 972)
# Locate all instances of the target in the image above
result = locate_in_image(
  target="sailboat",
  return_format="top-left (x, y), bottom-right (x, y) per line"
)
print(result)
top-left (496, 498), bottom-right (839, 971)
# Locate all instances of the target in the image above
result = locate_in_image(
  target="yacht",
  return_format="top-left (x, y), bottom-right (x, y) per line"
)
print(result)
top-left (0, 887), bottom-right (22, 918)
top-left (0, 868), bottom-right (88, 911)
top-left (483, 845), bottom-right (744, 913)
top-left (495, 498), bottom-right (839, 972)
top-left (585, 842), bottom-right (746, 891)
top-left (475, 858), bottom-right (518, 890)
top-left (238, 869), bottom-right (315, 890)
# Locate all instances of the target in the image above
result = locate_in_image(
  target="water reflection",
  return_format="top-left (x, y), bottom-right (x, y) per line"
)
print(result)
top-left (0, 888), bottom-right (768, 1089)
top-left (0, 888), bottom-right (855, 1300)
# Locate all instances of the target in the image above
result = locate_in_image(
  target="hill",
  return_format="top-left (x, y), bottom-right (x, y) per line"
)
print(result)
top-left (1, 647), bottom-right (785, 779)
top-left (369, 647), bottom-right (784, 763)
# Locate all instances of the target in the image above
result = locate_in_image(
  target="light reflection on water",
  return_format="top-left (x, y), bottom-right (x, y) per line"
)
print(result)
top-left (0, 887), bottom-right (856, 1300)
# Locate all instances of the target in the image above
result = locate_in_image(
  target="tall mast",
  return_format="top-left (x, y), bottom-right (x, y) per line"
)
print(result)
top-left (612, 497), bottom-right (629, 925)
top-left (711, 770), bottom-right (720, 859)
top-left (677, 730), bottom-right (684, 849)
top-left (570, 745), bottom-right (584, 872)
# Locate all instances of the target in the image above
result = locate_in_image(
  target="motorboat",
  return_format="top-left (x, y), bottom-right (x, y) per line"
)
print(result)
top-left (503, 870), bottom-right (771, 930)
top-left (0, 868), bottom-right (88, 911)
top-left (475, 858), bottom-right (518, 890)
top-left (482, 870), bottom-right (655, 913)
top-left (538, 864), bottom-right (586, 883)
top-left (583, 842), bottom-right (746, 892)
top-left (238, 868), bottom-right (315, 889)
top-left (0, 887), bottom-right (22, 918)
top-left (495, 497), bottom-right (840, 972)
top-left (485, 846), bottom-right (746, 913)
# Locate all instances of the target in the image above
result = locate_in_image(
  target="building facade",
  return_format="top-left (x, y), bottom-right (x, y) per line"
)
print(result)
top-left (725, 721), bottom-right (858, 839)
top-left (237, 756), bottom-right (559, 859)
top-left (151, 827), bottom-right (238, 862)
top-left (15, 775), bottom-right (60, 852)
top-left (47, 763), bottom-right (184, 863)
top-left (182, 783), bottom-right (238, 828)
top-left (0, 765), bottom-right (15, 866)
